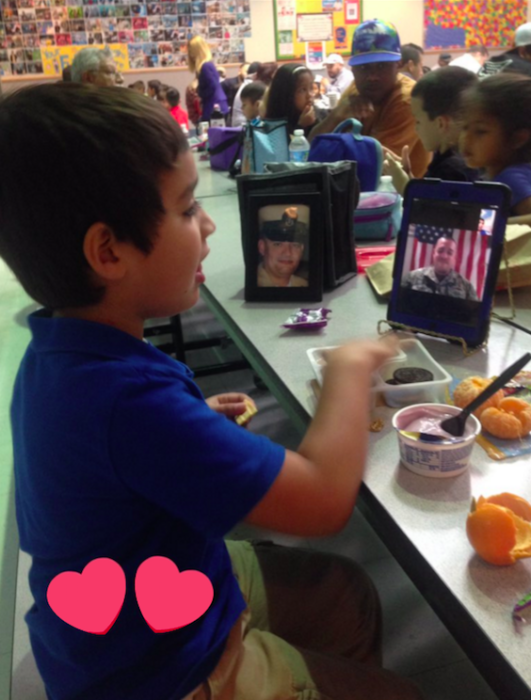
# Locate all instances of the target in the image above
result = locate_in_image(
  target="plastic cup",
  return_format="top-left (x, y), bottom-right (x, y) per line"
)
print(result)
top-left (392, 403), bottom-right (481, 478)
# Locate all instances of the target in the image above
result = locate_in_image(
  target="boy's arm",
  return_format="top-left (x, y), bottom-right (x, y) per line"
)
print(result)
top-left (245, 339), bottom-right (397, 537)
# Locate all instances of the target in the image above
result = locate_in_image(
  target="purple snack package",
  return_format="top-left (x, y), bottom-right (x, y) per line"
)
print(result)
top-left (282, 308), bottom-right (332, 331)
top-left (513, 590), bottom-right (531, 626)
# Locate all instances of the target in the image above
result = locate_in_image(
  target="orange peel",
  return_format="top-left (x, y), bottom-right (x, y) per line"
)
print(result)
top-left (467, 493), bottom-right (531, 565)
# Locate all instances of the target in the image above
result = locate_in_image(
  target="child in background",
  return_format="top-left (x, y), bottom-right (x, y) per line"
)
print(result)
top-left (265, 62), bottom-right (318, 137)
top-left (0, 84), bottom-right (422, 700)
top-left (383, 67), bottom-right (479, 194)
top-left (128, 80), bottom-right (146, 95)
top-left (239, 80), bottom-right (265, 124)
top-left (161, 86), bottom-right (190, 132)
top-left (460, 73), bottom-right (531, 219)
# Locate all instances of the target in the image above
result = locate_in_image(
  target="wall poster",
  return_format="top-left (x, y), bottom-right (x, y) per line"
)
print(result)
top-left (424, 0), bottom-right (528, 49)
top-left (273, 0), bottom-right (361, 61)
top-left (0, 0), bottom-right (251, 78)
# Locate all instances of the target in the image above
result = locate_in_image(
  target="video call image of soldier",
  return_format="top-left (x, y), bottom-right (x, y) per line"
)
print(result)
top-left (257, 206), bottom-right (309, 288)
top-left (401, 235), bottom-right (478, 301)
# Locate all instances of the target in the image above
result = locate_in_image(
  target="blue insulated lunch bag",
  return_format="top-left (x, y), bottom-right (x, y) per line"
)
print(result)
top-left (308, 118), bottom-right (383, 192)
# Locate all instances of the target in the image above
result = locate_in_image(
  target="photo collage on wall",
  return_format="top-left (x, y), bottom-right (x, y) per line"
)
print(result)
top-left (0, 0), bottom-right (250, 77)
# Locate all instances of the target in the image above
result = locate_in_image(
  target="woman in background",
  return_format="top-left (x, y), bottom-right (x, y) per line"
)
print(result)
top-left (187, 35), bottom-right (228, 122)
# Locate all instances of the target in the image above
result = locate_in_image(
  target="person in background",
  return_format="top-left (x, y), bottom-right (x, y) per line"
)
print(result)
top-left (322, 53), bottom-right (354, 94)
top-left (217, 66), bottom-right (226, 80)
top-left (240, 80), bottom-right (266, 124)
top-left (129, 80), bottom-right (146, 95)
top-left (265, 63), bottom-right (317, 137)
top-left (312, 74), bottom-right (330, 115)
top-left (449, 45), bottom-right (489, 74)
top-left (62, 64), bottom-right (72, 81)
top-left (460, 73), bottom-right (531, 218)
top-left (147, 79), bottom-right (162, 99)
top-left (231, 60), bottom-right (261, 126)
top-left (71, 47), bottom-right (118, 86)
top-left (383, 67), bottom-right (479, 194)
top-left (256, 61), bottom-right (277, 86)
top-left (479, 21), bottom-right (531, 79)
top-left (398, 44), bottom-right (423, 81)
top-left (0, 82), bottom-right (423, 700)
top-left (310, 19), bottom-right (431, 177)
top-left (161, 86), bottom-right (190, 131)
top-left (422, 65), bottom-right (431, 75)
top-left (222, 62), bottom-right (248, 118)
top-left (186, 78), bottom-right (202, 127)
top-left (436, 52), bottom-right (452, 69)
top-left (187, 35), bottom-right (228, 121)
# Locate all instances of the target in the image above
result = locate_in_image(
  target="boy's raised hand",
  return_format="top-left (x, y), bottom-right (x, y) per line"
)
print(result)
top-left (382, 147), bottom-right (409, 195)
top-left (206, 393), bottom-right (256, 422)
top-left (323, 335), bottom-right (400, 376)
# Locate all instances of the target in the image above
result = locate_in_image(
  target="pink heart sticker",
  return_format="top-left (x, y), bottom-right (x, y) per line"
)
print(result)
top-left (135, 556), bottom-right (214, 633)
top-left (47, 558), bottom-right (126, 635)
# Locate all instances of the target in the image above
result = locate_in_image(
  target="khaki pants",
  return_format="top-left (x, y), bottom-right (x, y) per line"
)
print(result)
top-left (188, 540), bottom-right (423, 700)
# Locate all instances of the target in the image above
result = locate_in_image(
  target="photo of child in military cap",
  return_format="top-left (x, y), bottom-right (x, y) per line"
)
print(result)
top-left (257, 205), bottom-right (309, 288)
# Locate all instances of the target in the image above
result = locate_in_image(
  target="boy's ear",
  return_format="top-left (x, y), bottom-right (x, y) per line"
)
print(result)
top-left (83, 222), bottom-right (129, 281)
top-left (436, 114), bottom-right (451, 133)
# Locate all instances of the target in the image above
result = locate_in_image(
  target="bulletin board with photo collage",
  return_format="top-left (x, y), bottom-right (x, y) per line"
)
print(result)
top-left (424, 0), bottom-right (528, 50)
top-left (273, 0), bottom-right (361, 61)
top-left (0, 0), bottom-right (250, 78)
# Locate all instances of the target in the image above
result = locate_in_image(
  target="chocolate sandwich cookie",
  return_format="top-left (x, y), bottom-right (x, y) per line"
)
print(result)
top-left (393, 367), bottom-right (434, 384)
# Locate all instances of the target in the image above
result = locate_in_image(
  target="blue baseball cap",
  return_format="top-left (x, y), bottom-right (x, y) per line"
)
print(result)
top-left (348, 19), bottom-right (402, 67)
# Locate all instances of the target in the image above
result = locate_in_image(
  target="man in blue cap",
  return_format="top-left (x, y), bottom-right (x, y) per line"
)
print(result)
top-left (309, 19), bottom-right (430, 177)
top-left (257, 207), bottom-right (308, 287)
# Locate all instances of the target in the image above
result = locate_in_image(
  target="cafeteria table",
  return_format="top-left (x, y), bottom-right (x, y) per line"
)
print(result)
top-left (196, 162), bottom-right (531, 700)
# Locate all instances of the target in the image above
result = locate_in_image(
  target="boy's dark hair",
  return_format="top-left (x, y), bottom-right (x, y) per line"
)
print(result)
top-left (0, 83), bottom-right (188, 309)
top-left (403, 42), bottom-right (424, 55)
top-left (412, 66), bottom-right (478, 119)
top-left (240, 80), bottom-right (266, 103)
top-left (164, 87), bottom-right (181, 107)
top-left (462, 73), bottom-right (531, 162)
top-left (265, 63), bottom-right (312, 132)
top-left (400, 45), bottom-right (421, 66)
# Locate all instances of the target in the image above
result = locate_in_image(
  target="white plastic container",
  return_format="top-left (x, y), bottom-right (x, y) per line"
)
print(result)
top-left (289, 129), bottom-right (310, 163)
top-left (392, 403), bottom-right (481, 478)
top-left (308, 339), bottom-right (451, 408)
top-left (373, 339), bottom-right (452, 408)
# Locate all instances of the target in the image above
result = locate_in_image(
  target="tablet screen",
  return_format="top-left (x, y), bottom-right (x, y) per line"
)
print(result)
top-left (396, 199), bottom-right (499, 327)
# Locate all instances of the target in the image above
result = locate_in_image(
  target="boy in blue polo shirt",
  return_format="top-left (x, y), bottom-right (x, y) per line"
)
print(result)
top-left (1, 84), bottom-right (422, 700)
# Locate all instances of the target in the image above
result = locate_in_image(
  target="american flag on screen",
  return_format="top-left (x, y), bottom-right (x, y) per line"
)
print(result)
top-left (404, 224), bottom-right (491, 298)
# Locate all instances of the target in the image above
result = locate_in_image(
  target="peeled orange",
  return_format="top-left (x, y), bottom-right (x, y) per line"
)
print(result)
top-left (466, 493), bottom-right (531, 565)
top-left (480, 397), bottom-right (531, 439)
top-left (453, 377), bottom-right (504, 417)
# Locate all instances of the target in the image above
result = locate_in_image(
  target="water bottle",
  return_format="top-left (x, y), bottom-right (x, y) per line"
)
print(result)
top-left (289, 129), bottom-right (310, 163)
top-left (378, 175), bottom-right (397, 193)
top-left (210, 104), bottom-right (225, 128)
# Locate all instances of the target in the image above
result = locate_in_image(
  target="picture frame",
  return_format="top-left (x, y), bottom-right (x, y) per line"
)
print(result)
top-left (242, 192), bottom-right (323, 302)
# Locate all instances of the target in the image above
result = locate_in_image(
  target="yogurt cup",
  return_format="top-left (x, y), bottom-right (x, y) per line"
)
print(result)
top-left (392, 403), bottom-right (481, 478)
